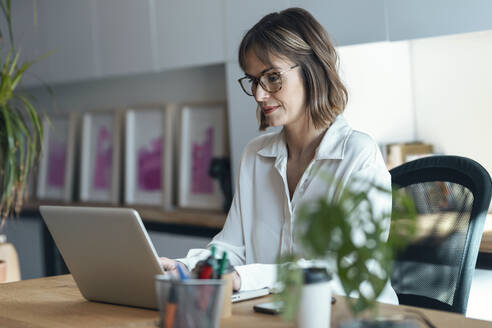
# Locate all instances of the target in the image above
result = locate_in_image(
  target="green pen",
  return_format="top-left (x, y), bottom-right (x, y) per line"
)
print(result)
top-left (210, 245), bottom-right (218, 278)
top-left (218, 251), bottom-right (228, 278)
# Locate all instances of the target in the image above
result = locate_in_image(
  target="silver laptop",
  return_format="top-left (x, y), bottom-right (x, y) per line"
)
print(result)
top-left (40, 205), bottom-right (270, 309)
top-left (40, 206), bottom-right (164, 309)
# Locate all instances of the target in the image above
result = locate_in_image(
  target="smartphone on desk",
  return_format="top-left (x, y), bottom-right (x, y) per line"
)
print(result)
top-left (253, 301), bottom-right (283, 315)
top-left (253, 297), bottom-right (336, 315)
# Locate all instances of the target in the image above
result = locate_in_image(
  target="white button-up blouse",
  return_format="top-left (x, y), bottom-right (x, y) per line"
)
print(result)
top-left (177, 115), bottom-right (398, 304)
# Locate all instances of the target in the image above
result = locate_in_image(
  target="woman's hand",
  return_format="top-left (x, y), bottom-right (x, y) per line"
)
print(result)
top-left (159, 257), bottom-right (183, 277)
top-left (160, 257), bottom-right (241, 292)
top-left (232, 270), bottom-right (241, 291)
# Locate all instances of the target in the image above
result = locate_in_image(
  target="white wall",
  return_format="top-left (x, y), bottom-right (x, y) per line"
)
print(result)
top-left (410, 30), bottom-right (492, 175)
top-left (337, 41), bottom-right (415, 144)
top-left (25, 63), bottom-right (226, 114)
top-left (337, 30), bottom-right (492, 179)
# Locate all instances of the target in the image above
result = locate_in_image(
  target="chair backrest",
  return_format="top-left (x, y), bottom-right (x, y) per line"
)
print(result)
top-left (389, 155), bottom-right (491, 314)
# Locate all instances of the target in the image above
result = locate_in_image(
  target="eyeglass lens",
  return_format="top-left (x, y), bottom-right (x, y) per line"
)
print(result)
top-left (241, 72), bottom-right (282, 96)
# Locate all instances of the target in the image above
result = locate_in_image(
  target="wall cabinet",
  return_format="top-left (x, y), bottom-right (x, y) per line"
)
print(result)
top-left (387, 0), bottom-right (492, 41)
top-left (10, 0), bottom-right (48, 87)
top-left (13, 0), bottom-right (156, 86)
top-left (39, 0), bottom-right (97, 84)
top-left (224, 1), bottom-right (290, 61)
top-left (11, 0), bottom-right (96, 86)
top-left (291, 0), bottom-right (388, 46)
top-left (11, 0), bottom-right (492, 87)
top-left (91, 0), bottom-right (157, 78)
top-left (155, 0), bottom-right (225, 70)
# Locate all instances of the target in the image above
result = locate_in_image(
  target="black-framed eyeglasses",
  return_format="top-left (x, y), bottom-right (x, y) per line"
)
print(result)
top-left (238, 64), bottom-right (299, 96)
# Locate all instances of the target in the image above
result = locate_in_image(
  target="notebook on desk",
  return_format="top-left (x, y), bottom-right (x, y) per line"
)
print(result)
top-left (232, 287), bottom-right (270, 302)
top-left (39, 206), bottom-right (270, 309)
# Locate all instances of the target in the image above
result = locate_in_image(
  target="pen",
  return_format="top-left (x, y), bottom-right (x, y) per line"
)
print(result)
top-left (164, 286), bottom-right (177, 328)
top-left (198, 246), bottom-right (218, 279)
top-left (198, 264), bottom-right (213, 279)
top-left (176, 263), bottom-right (188, 280)
top-left (218, 251), bottom-right (228, 278)
top-left (210, 245), bottom-right (218, 278)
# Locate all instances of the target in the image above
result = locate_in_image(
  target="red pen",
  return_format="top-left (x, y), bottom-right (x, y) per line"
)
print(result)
top-left (198, 264), bottom-right (213, 279)
top-left (198, 246), bottom-right (217, 279)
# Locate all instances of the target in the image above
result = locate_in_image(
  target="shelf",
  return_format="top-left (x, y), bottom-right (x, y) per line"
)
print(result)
top-left (19, 200), bottom-right (226, 230)
top-left (137, 206), bottom-right (226, 229)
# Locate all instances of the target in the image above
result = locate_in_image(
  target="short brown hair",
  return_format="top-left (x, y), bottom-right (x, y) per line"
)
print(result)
top-left (238, 7), bottom-right (348, 131)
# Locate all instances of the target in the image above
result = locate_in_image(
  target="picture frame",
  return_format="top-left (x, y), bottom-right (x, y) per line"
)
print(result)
top-left (178, 103), bottom-right (228, 210)
top-left (36, 113), bottom-right (77, 202)
top-left (124, 106), bottom-right (175, 208)
top-left (79, 110), bottom-right (122, 204)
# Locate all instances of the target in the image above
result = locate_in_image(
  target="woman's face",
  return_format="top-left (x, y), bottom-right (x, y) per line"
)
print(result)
top-left (244, 50), bottom-right (307, 129)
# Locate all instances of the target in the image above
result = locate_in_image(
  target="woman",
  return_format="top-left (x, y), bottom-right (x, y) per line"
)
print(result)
top-left (161, 7), bottom-right (397, 303)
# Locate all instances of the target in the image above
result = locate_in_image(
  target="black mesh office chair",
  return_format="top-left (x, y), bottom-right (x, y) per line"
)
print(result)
top-left (389, 155), bottom-right (491, 314)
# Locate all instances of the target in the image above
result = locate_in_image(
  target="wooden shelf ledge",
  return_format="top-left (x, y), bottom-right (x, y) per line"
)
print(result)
top-left (18, 200), bottom-right (226, 230)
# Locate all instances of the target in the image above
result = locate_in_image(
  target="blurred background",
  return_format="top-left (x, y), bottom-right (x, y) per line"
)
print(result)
top-left (0, 0), bottom-right (491, 321)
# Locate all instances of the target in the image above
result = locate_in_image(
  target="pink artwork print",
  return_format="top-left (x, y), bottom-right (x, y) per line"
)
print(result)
top-left (137, 137), bottom-right (162, 191)
top-left (191, 127), bottom-right (214, 194)
top-left (93, 125), bottom-right (112, 190)
top-left (47, 139), bottom-right (66, 187)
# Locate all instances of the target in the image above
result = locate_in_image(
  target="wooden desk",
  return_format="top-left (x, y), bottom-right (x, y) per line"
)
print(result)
top-left (0, 275), bottom-right (490, 328)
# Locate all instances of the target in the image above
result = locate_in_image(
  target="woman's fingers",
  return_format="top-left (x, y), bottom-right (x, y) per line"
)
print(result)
top-left (232, 271), bottom-right (241, 291)
top-left (159, 257), bottom-right (177, 271)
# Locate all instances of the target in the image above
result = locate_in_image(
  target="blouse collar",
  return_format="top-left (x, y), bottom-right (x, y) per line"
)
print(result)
top-left (257, 115), bottom-right (353, 161)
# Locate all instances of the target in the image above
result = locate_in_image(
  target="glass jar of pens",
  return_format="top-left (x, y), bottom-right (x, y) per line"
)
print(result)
top-left (155, 246), bottom-right (232, 328)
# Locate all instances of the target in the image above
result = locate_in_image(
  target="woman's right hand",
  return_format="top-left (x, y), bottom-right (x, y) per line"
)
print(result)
top-left (232, 270), bottom-right (241, 291)
top-left (159, 257), bottom-right (178, 274)
top-left (160, 257), bottom-right (240, 292)
top-left (160, 257), bottom-right (192, 279)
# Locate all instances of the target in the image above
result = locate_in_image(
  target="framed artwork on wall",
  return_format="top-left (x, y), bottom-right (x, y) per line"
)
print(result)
top-left (79, 110), bottom-right (122, 204)
top-left (36, 113), bottom-right (77, 202)
top-left (178, 103), bottom-right (228, 210)
top-left (124, 106), bottom-right (175, 208)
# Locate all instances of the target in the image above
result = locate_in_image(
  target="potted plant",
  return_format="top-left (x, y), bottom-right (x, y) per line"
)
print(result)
top-left (276, 174), bottom-right (418, 327)
top-left (0, 0), bottom-right (45, 224)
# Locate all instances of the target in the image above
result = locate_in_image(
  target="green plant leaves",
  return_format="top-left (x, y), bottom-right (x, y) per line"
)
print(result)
top-left (0, 98), bottom-right (43, 221)
top-left (0, 0), bottom-right (14, 48)
top-left (0, 0), bottom-right (44, 223)
top-left (275, 255), bottom-right (303, 321)
top-left (276, 175), bottom-right (417, 320)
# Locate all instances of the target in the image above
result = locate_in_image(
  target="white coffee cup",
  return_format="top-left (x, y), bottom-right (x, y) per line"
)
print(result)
top-left (297, 267), bottom-right (332, 328)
